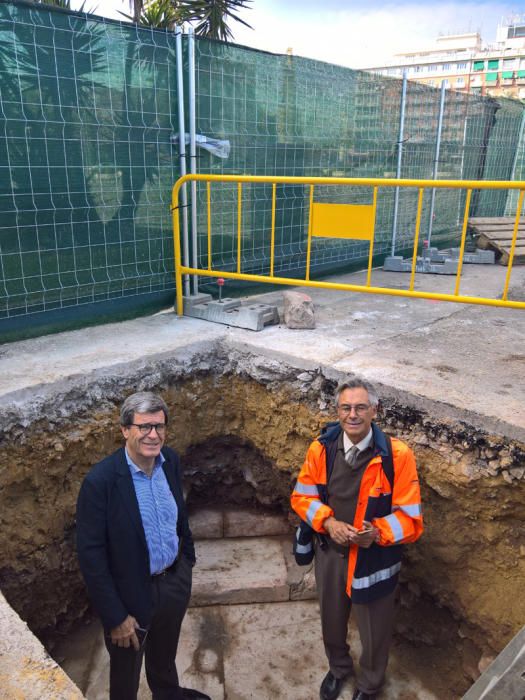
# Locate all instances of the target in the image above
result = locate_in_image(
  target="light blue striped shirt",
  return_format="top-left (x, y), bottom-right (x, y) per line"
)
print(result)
top-left (126, 449), bottom-right (179, 575)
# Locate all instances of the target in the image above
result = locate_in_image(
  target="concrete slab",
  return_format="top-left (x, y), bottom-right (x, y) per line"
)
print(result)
top-left (0, 264), bottom-right (524, 440)
top-left (223, 509), bottom-right (291, 538)
top-left (191, 537), bottom-right (290, 607)
top-left (58, 601), bottom-right (447, 700)
top-left (462, 625), bottom-right (525, 700)
top-left (0, 590), bottom-right (83, 700)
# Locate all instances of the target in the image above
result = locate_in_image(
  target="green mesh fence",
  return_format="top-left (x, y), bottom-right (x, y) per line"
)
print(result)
top-left (1, 2), bottom-right (524, 337)
top-left (0, 1), bottom-right (180, 329)
top-left (193, 38), bottom-right (525, 289)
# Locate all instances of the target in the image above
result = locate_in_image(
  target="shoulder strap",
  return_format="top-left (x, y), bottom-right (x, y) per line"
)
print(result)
top-left (382, 434), bottom-right (394, 491)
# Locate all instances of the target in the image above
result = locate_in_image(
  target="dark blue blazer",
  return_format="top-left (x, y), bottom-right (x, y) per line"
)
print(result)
top-left (76, 445), bottom-right (195, 631)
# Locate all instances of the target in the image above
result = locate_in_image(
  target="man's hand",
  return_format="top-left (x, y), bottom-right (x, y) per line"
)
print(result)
top-left (110, 615), bottom-right (140, 651)
top-left (324, 516), bottom-right (360, 546)
top-left (355, 520), bottom-right (380, 548)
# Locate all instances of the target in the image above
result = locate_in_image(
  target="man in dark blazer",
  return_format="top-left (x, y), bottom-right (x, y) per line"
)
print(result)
top-left (77, 391), bottom-right (209, 700)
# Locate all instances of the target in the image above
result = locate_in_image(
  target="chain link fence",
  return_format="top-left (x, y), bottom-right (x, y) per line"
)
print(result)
top-left (1, 1), bottom-right (524, 338)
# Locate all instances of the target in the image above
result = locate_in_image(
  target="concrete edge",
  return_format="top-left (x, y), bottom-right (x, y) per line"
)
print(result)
top-left (0, 590), bottom-right (85, 699)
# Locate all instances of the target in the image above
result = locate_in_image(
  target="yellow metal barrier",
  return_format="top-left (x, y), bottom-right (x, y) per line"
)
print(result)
top-left (171, 174), bottom-right (525, 315)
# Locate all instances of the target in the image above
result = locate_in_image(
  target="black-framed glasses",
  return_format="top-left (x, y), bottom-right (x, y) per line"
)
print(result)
top-left (128, 423), bottom-right (167, 435)
top-left (337, 404), bottom-right (372, 416)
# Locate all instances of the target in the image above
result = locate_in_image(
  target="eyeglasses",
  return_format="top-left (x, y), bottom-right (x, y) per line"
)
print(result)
top-left (337, 404), bottom-right (372, 416)
top-left (128, 423), bottom-right (167, 435)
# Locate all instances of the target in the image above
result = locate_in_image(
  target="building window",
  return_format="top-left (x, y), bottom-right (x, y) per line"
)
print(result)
top-left (503, 58), bottom-right (518, 70)
top-left (473, 61), bottom-right (484, 71)
top-left (456, 77), bottom-right (465, 87)
top-left (488, 59), bottom-right (499, 70)
top-left (457, 62), bottom-right (467, 70)
top-left (485, 72), bottom-right (498, 83)
top-left (442, 63), bottom-right (451, 71)
top-left (502, 71), bottom-right (514, 80)
top-left (428, 64), bottom-right (438, 72)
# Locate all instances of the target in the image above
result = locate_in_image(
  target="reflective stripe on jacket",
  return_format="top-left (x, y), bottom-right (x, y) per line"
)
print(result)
top-left (290, 422), bottom-right (423, 603)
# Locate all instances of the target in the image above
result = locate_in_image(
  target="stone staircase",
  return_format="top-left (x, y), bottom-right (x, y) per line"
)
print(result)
top-left (189, 508), bottom-right (316, 607)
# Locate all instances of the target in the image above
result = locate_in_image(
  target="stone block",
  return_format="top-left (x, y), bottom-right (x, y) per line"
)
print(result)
top-left (190, 537), bottom-right (290, 606)
top-left (283, 290), bottom-right (316, 329)
top-left (188, 509), bottom-right (224, 540)
top-left (223, 508), bottom-right (291, 538)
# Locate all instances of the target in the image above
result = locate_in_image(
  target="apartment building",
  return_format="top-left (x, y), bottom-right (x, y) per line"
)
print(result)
top-left (366, 17), bottom-right (525, 98)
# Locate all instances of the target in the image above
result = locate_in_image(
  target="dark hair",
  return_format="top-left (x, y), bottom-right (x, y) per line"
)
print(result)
top-left (120, 392), bottom-right (169, 426)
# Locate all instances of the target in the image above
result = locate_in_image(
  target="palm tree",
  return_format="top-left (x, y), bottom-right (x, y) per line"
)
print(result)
top-left (177, 0), bottom-right (252, 41)
top-left (125, 0), bottom-right (252, 39)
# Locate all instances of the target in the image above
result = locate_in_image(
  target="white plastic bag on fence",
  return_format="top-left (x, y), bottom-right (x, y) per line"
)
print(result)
top-left (171, 133), bottom-right (231, 159)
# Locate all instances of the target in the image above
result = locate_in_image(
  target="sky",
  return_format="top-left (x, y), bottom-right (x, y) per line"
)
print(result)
top-left (84, 0), bottom-right (523, 69)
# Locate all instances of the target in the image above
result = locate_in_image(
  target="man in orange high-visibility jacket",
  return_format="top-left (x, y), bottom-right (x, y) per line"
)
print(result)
top-left (291, 379), bottom-right (423, 700)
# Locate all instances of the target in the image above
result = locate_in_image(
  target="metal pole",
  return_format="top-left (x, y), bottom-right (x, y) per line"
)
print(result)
top-left (427, 80), bottom-right (446, 247)
top-left (508, 108), bottom-right (525, 216)
top-left (175, 28), bottom-right (190, 297)
top-left (510, 108), bottom-right (525, 182)
top-left (188, 26), bottom-right (198, 295)
top-left (456, 107), bottom-right (468, 226)
top-left (392, 71), bottom-right (407, 256)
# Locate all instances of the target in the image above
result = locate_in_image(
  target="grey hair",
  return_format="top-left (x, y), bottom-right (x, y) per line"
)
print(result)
top-left (335, 379), bottom-right (379, 408)
top-left (120, 392), bottom-right (169, 426)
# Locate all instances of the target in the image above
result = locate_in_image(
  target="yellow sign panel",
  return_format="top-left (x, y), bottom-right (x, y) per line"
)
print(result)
top-left (311, 202), bottom-right (375, 240)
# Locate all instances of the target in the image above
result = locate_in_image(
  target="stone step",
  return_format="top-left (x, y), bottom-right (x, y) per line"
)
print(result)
top-left (188, 507), bottom-right (291, 540)
top-left (190, 535), bottom-right (316, 607)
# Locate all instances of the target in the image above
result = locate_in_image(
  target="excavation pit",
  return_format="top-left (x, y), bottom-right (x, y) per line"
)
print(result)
top-left (1, 267), bottom-right (524, 698)
top-left (1, 368), bottom-right (524, 698)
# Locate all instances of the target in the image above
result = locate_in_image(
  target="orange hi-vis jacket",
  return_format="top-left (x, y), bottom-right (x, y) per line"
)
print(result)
top-left (291, 422), bottom-right (423, 603)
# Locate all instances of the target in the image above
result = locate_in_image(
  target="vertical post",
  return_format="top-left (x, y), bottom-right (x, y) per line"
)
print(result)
top-left (454, 188), bottom-right (472, 297)
top-left (172, 182), bottom-right (184, 316)
top-left (409, 188), bottom-right (424, 291)
top-left (502, 189), bottom-right (525, 300)
top-left (427, 80), bottom-right (446, 247)
top-left (392, 71), bottom-right (407, 256)
top-left (366, 187), bottom-right (378, 287)
top-left (305, 185), bottom-right (314, 281)
top-left (270, 183), bottom-right (276, 277)
top-left (207, 181), bottom-right (211, 270)
top-left (456, 107), bottom-right (469, 226)
top-left (175, 28), bottom-right (190, 297)
top-left (188, 26), bottom-right (198, 295)
top-left (237, 182), bottom-right (242, 274)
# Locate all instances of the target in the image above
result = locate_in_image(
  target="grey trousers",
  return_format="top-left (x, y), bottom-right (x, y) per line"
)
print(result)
top-left (314, 542), bottom-right (397, 694)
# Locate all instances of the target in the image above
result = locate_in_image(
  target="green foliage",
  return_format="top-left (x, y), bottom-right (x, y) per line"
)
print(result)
top-left (120, 0), bottom-right (182, 29)
top-left (177, 0), bottom-right (252, 41)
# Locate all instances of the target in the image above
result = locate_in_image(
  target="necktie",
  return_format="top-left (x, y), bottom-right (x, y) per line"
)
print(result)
top-left (346, 445), bottom-right (359, 466)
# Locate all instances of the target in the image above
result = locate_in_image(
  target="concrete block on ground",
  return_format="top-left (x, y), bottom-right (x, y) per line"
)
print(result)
top-left (223, 508), bottom-right (291, 538)
top-left (184, 296), bottom-right (279, 331)
top-left (383, 254), bottom-right (458, 275)
top-left (283, 290), bottom-right (316, 329)
top-left (188, 509), bottom-right (224, 540)
top-left (182, 293), bottom-right (213, 312)
top-left (190, 537), bottom-right (290, 606)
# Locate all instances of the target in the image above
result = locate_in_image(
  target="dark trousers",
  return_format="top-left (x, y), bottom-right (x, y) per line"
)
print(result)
top-left (105, 556), bottom-right (192, 700)
top-left (314, 542), bottom-right (397, 694)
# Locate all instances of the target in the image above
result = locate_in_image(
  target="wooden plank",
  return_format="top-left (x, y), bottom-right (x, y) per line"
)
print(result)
top-left (469, 217), bottom-right (525, 225)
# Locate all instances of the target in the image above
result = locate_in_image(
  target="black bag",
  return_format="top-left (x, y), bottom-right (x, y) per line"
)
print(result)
top-left (293, 520), bottom-right (316, 566)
